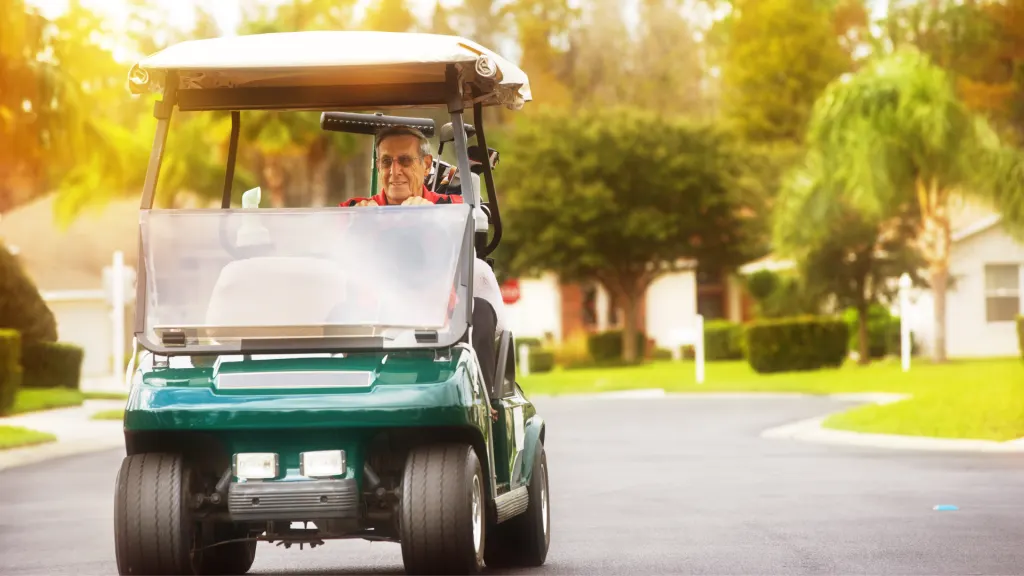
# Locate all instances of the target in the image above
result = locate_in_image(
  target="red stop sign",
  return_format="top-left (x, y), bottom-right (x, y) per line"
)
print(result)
top-left (501, 279), bottom-right (521, 304)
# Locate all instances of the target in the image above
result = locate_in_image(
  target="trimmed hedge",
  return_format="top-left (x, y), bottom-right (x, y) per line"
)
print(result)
top-left (527, 349), bottom-right (555, 373)
top-left (587, 330), bottom-right (647, 363)
top-left (704, 320), bottom-right (743, 360)
top-left (21, 341), bottom-right (84, 390)
top-left (0, 330), bottom-right (23, 416)
top-left (1018, 316), bottom-right (1023, 360)
top-left (745, 316), bottom-right (849, 374)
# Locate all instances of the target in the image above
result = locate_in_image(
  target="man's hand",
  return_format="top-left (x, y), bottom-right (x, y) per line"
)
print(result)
top-left (354, 199), bottom-right (379, 207)
top-left (401, 196), bottom-right (432, 206)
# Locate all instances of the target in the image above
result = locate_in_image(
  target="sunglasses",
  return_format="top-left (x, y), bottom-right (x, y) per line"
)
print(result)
top-left (378, 155), bottom-right (422, 169)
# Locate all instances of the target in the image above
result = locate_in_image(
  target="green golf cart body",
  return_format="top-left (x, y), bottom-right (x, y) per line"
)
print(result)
top-left (114, 30), bottom-right (549, 576)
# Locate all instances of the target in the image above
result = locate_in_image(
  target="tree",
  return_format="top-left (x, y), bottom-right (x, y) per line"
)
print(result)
top-left (430, 0), bottom-right (455, 35)
top-left (363, 0), bottom-right (418, 32)
top-left (802, 46), bottom-right (1024, 362)
top-left (774, 154), bottom-right (926, 363)
top-left (720, 0), bottom-right (853, 144)
top-left (497, 107), bottom-right (764, 362)
top-left (502, 0), bottom-right (578, 108)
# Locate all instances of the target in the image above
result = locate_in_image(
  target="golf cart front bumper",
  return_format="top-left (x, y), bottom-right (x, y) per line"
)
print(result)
top-left (227, 478), bottom-right (359, 521)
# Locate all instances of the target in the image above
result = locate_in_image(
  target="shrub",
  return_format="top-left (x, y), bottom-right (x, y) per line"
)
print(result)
top-left (21, 341), bottom-right (84, 390)
top-left (1018, 316), bottom-right (1023, 360)
top-left (0, 330), bottom-right (23, 416)
top-left (704, 320), bottom-right (743, 360)
top-left (586, 330), bottom-right (647, 364)
top-left (842, 304), bottom-right (901, 359)
top-left (651, 347), bottom-right (673, 360)
top-left (527, 349), bottom-right (555, 373)
top-left (553, 333), bottom-right (593, 369)
top-left (744, 316), bottom-right (849, 374)
top-left (0, 242), bottom-right (57, 343)
top-left (516, 337), bottom-right (544, 350)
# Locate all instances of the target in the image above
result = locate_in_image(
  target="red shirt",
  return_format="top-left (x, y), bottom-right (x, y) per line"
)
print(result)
top-left (339, 185), bottom-right (463, 207)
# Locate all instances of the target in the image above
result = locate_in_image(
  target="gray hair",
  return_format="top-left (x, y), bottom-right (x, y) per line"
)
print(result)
top-left (375, 125), bottom-right (432, 158)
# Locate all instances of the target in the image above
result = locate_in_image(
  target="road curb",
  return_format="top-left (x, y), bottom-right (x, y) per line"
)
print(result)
top-left (0, 438), bottom-right (124, 471)
top-left (0, 400), bottom-right (125, 471)
top-left (760, 393), bottom-right (1024, 452)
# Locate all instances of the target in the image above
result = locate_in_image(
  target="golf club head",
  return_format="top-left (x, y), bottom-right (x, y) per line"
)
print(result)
top-left (438, 122), bottom-right (477, 144)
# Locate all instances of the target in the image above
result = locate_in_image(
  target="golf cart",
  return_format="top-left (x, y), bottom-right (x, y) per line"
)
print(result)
top-left (115, 31), bottom-right (548, 575)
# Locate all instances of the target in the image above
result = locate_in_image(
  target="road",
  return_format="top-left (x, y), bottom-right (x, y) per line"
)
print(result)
top-left (3, 394), bottom-right (1024, 575)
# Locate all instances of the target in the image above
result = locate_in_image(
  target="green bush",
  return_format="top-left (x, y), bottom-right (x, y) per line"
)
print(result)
top-left (527, 349), bottom-right (555, 373)
top-left (0, 242), bottom-right (57, 343)
top-left (842, 304), bottom-right (902, 359)
top-left (744, 316), bottom-right (849, 374)
top-left (586, 330), bottom-right (647, 363)
top-left (0, 330), bottom-right (23, 416)
top-left (1018, 316), bottom-right (1023, 360)
top-left (21, 341), bottom-right (84, 390)
top-left (516, 337), bottom-right (544, 350)
top-left (704, 320), bottom-right (743, 360)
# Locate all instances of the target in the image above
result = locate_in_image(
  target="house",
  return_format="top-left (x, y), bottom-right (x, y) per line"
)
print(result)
top-left (736, 198), bottom-right (1023, 359)
top-left (904, 212), bottom-right (1024, 358)
top-left (502, 266), bottom-right (752, 351)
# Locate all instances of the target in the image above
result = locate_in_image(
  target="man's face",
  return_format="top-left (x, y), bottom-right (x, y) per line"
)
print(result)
top-left (377, 135), bottom-right (431, 204)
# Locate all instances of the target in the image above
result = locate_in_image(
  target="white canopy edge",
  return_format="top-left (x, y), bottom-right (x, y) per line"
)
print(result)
top-left (128, 31), bottom-right (532, 111)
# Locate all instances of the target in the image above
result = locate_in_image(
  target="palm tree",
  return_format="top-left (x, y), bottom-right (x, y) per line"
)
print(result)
top-left (801, 46), bottom-right (1024, 362)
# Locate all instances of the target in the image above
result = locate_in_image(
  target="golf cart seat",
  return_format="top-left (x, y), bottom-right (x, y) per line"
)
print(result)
top-left (204, 257), bottom-right (350, 334)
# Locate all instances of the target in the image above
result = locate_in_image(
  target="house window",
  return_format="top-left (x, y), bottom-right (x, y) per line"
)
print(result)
top-left (984, 264), bottom-right (1022, 322)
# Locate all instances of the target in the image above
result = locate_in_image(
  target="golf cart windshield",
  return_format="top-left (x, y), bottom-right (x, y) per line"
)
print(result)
top-left (138, 203), bottom-right (472, 353)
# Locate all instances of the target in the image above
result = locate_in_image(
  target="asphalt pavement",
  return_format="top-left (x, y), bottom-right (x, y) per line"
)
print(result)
top-left (3, 394), bottom-right (1024, 575)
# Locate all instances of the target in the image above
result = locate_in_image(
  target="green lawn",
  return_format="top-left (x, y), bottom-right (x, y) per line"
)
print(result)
top-left (0, 425), bottom-right (56, 450)
top-left (91, 409), bottom-right (124, 421)
top-left (519, 357), bottom-right (1024, 441)
top-left (83, 392), bottom-right (128, 400)
top-left (10, 388), bottom-right (84, 415)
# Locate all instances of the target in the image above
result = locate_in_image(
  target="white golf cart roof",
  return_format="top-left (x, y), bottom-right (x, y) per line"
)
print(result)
top-left (127, 31), bottom-right (532, 111)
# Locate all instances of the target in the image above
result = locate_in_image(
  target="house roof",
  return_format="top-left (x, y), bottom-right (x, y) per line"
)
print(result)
top-left (737, 201), bottom-right (1009, 275)
top-left (951, 213), bottom-right (1003, 243)
top-left (0, 195), bottom-right (141, 291)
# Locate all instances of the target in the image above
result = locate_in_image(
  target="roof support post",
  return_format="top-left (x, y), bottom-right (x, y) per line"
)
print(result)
top-left (221, 111), bottom-right (240, 208)
top-left (140, 71), bottom-right (178, 210)
top-left (445, 66), bottom-right (478, 209)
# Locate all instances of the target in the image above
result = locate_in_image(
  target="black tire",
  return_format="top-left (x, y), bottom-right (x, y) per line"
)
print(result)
top-left (114, 453), bottom-right (196, 575)
top-left (399, 443), bottom-right (486, 575)
top-left (484, 443), bottom-right (550, 568)
top-left (195, 523), bottom-right (257, 575)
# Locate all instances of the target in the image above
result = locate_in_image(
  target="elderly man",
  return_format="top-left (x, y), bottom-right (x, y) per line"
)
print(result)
top-left (343, 125), bottom-right (507, 403)
top-left (340, 125), bottom-right (462, 207)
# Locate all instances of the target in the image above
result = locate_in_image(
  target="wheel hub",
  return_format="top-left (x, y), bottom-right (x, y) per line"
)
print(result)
top-left (472, 474), bottom-right (483, 554)
top-left (540, 462), bottom-right (549, 538)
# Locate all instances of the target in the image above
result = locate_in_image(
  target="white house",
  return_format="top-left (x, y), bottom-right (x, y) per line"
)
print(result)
top-left (501, 265), bottom-right (750, 351)
top-left (902, 213), bottom-right (1024, 358)
top-left (737, 200), bottom-right (1023, 359)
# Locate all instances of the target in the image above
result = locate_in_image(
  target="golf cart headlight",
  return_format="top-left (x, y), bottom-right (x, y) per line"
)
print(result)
top-left (233, 453), bottom-right (278, 480)
top-left (300, 450), bottom-right (346, 478)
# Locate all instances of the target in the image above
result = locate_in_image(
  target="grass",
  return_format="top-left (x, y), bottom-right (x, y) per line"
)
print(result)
top-left (0, 425), bottom-right (56, 450)
top-left (10, 388), bottom-right (84, 415)
top-left (91, 408), bottom-right (124, 421)
top-left (83, 392), bottom-right (128, 400)
top-left (519, 356), bottom-right (1024, 441)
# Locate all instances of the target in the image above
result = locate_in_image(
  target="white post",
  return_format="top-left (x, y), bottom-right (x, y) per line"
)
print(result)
top-left (112, 250), bottom-right (126, 387)
top-left (899, 273), bottom-right (911, 373)
top-left (519, 344), bottom-right (530, 378)
top-left (695, 314), bottom-right (705, 384)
